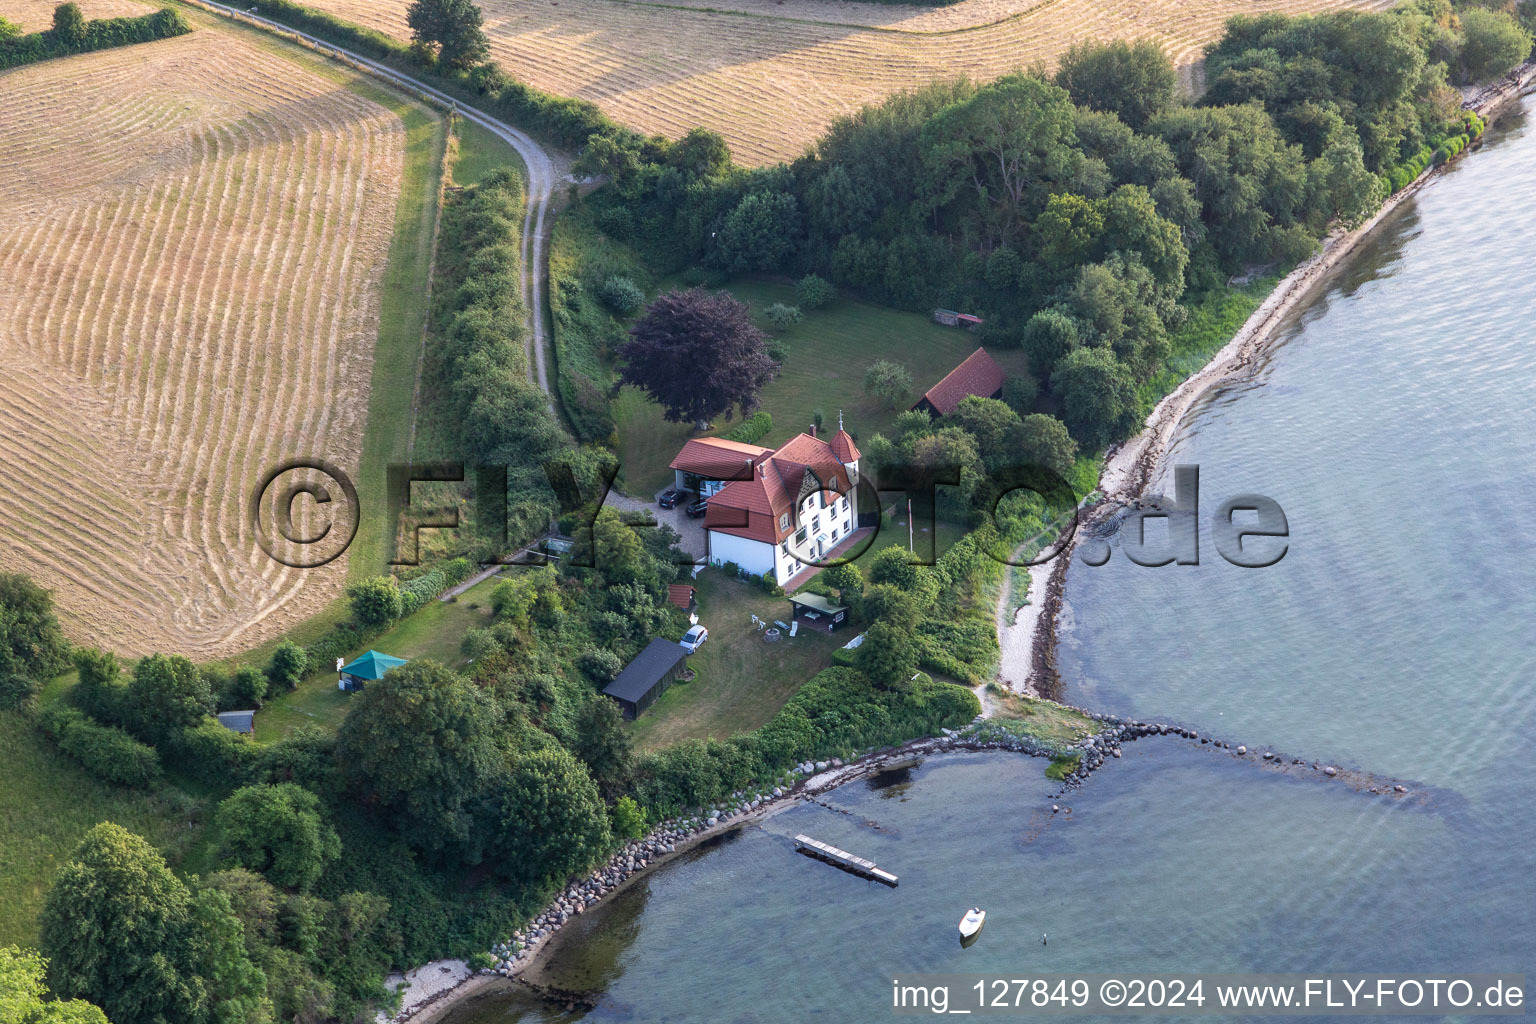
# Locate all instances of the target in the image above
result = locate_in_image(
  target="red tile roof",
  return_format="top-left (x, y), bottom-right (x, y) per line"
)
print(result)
top-left (918, 347), bottom-right (1006, 416)
top-left (666, 584), bottom-right (695, 610)
top-left (668, 437), bottom-right (773, 481)
top-left (829, 428), bottom-right (860, 463)
top-left (702, 432), bottom-right (856, 543)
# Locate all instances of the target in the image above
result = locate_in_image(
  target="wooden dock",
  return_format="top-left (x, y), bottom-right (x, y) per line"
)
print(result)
top-left (793, 834), bottom-right (898, 886)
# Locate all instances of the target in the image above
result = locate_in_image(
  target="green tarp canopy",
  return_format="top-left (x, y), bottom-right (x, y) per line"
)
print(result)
top-left (341, 650), bottom-right (408, 680)
top-left (788, 592), bottom-right (849, 616)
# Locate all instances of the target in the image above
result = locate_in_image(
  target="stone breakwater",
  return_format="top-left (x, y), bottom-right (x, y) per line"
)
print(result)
top-left (462, 715), bottom-right (1419, 998)
top-left (961, 710), bottom-right (1420, 802)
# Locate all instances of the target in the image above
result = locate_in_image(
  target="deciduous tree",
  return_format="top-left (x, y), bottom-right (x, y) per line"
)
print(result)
top-left (217, 784), bottom-right (341, 891)
top-left (1054, 40), bottom-right (1177, 131)
top-left (1014, 413), bottom-right (1079, 478)
top-left (0, 573), bottom-right (70, 682)
top-left (336, 660), bottom-right (503, 860)
top-left (51, 3), bottom-right (86, 45)
top-left (1051, 347), bottom-right (1139, 448)
top-left (125, 653), bottom-right (212, 743)
top-left (0, 945), bottom-right (110, 1024)
top-left (570, 697), bottom-right (634, 799)
top-left (863, 359), bottom-right (913, 409)
top-left (40, 824), bottom-right (265, 1024)
top-left (405, 0), bottom-right (489, 69)
top-left (495, 747), bottom-right (611, 885)
top-left (619, 288), bottom-right (775, 426)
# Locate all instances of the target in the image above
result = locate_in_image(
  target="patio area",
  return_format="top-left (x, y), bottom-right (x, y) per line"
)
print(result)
top-left (784, 527), bottom-right (874, 593)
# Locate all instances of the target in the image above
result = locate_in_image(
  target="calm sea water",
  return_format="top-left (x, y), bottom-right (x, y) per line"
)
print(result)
top-left (443, 95), bottom-right (1536, 1023)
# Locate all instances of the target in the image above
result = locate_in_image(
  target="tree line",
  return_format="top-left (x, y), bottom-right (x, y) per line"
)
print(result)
top-left (574, 8), bottom-right (1530, 450)
top-left (0, 4), bottom-right (190, 70)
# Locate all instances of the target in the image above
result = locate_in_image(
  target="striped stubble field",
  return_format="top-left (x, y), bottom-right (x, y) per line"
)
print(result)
top-left (303, 0), bottom-right (1394, 165)
top-left (0, 29), bottom-right (406, 658)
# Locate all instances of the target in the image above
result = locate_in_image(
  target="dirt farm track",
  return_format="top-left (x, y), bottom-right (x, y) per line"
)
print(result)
top-left (305, 0), bottom-right (1395, 165)
top-left (0, 30), bottom-right (406, 658)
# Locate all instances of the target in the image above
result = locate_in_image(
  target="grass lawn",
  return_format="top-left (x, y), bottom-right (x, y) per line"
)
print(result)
top-left (0, 711), bottom-right (207, 946)
top-left (625, 570), bottom-right (846, 751)
top-left (449, 117), bottom-right (526, 187)
top-left (344, 83), bottom-right (449, 584)
top-left (615, 276), bottom-right (1030, 497)
top-left (848, 508), bottom-right (971, 575)
top-left (255, 576), bottom-right (503, 740)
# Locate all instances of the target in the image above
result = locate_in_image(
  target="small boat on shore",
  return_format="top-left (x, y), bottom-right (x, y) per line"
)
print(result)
top-left (958, 907), bottom-right (986, 944)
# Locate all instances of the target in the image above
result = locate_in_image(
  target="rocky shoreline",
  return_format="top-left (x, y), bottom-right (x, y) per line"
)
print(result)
top-left (386, 701), bottom-right (1423, 1020)
top-left (1020, 60), bottom-right (1536, 699)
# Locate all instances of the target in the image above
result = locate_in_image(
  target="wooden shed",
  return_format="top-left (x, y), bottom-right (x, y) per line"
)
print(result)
top-left (603, 638), bottom-right (689, 719)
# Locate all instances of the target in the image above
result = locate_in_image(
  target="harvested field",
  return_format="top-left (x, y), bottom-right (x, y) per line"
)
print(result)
top-left (4, 0), bottom-right (153, 31)
top-left (0, 30), bottom-right (409, 658)
top-left (303, 0), bottom-right (1395, 165)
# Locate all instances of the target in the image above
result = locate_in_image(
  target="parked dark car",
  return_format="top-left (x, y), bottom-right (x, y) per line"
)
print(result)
top-left (685, 498), bottom-right (709, 518)
top-left (658, 488), bottom-right (684, 509)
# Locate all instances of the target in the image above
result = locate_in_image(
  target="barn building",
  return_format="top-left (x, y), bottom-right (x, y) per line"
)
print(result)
top-left (912, 347), bottom-right (1006, 417)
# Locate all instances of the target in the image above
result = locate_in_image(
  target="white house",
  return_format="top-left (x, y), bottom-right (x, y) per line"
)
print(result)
top-left (670, 420), bottom-right (863, 587)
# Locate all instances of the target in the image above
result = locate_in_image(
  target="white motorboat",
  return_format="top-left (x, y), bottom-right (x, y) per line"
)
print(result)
top-left (958, 907), bottom-right (986, 941)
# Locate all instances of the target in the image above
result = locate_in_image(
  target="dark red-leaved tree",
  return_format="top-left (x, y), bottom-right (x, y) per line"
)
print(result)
top-left (618, 288), bottom-right (775, 427)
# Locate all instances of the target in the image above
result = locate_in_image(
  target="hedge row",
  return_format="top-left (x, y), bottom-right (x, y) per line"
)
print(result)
top-left (398, 557), bottom-right (474, 617)
top-left (722, 411), bottom-right (772, 444)
top-left (249, 0), bottom-right (398, 59)
top-left (0, 8), bottom-right (190, 70)
top-left (38, 703), bottom-right (162, 787)
top-left (633, 667), bottom-right (979, 812)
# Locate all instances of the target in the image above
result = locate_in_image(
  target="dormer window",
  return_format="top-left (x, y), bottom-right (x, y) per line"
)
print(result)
top-left (779, 512), bottom-right (789, 530)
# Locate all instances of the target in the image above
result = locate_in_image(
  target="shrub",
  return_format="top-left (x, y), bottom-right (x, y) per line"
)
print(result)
top-left (598, 275), bottom-right (645, 315)
top-left (722, 411), bottom-right (772, 444)
top-left (164, 719), bottom-right (256, 788)
top-left (794, 274), bottom-right (836, 309)
top-left (267, 641), bottom-right (309, 691)
top-left (39, 704), bottom-right (162, 788)
top-left (460, 627), bottom-right (501, 661)
top-left (577, 648), bottom-right (623, 684)
top-left (399, 565), bottom-right (454, 616)
top-left (764, 302), bottom-right (803, 331)
top-left (610, 795), bottom-right (648, 839)
top-left (348, 576), bottom-right (403, 627)
top-left (0, 673), bottom-right (38, 711)
top-left (468, 951), bottom-right (496, 972)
